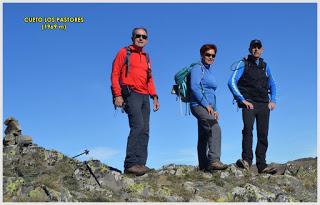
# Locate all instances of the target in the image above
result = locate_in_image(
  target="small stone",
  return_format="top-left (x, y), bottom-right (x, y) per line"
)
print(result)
top-left (175, 168), bottom-right (183, 176)
top-left (220, 171), bottom-right (230, 179)
top-left (201, 172), bottom-right (212, 179)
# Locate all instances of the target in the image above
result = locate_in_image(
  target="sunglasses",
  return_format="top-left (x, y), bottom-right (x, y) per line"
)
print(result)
top-left (204, 53), bottom-right (216, 58)
top-left (134, 34), bottom-right (148, 40)
top-left (251, 45), bottom-right (262, 49)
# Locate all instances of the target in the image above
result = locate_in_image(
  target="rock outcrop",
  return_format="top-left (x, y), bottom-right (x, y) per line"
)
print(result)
top-left (3, 144), bottom-right (317, 202)
top-left (2, 118), bottom-right (317, 202)
top-left (3, 117), bottom-right (32, 146)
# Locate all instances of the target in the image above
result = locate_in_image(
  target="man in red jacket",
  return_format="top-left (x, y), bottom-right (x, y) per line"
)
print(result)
top-left (111, 27), bottom-right (160, 176)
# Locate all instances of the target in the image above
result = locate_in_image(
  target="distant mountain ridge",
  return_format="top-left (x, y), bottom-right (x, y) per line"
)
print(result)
top-left (3, 142), bottom-right (317, 202)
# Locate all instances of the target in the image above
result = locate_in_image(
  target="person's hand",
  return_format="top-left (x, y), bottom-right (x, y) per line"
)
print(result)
top-left (242, 100), bottom-right (254, 109)
top-left (153, 97), bottom-right (160, 112)
top-left (268, 102), bottom-right (276, 111)
top-left (206, 105), bottom-right (214, 115)
top-left (114, 96), bottom-right (124, 108)
top-left (213, 111), bottom-right (219, 120)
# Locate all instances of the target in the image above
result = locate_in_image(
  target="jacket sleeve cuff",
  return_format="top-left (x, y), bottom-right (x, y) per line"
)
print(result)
top-left (238, 96), bottom-right (245, 102)
top-left (150, 95), bottom-right (158, 100)
top-left (201, 101), bottom-right (209, 108)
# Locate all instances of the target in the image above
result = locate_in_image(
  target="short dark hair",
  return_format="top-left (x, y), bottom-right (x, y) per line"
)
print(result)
top-left (131, 27), bottom-right (148, 38)
top-left (200, 44), bottom-right (217, 57)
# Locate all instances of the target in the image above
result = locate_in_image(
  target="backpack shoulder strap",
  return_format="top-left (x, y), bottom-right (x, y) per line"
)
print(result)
top-left (186, 61), bottom-right (202, 75)
top-left (146, 52), bottom-right (150, 64)
top-left (146, 52), bottom-right (152, 81)
top-left (190, 61), bottom-right (201, 68)
top-left (123, 46), bottom-right (131, 77)
top-left (124, 47), bottom-right (152, 81)
top-left (259, 58), bottom-right (265, 69)
top-left (198, 63), bottom-right (209, 103)
top-left (258, 58), bottom-right (268, 77)
top-left (264, 62), bottom-right (268, 77)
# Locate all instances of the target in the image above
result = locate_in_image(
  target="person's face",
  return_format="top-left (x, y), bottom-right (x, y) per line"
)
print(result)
top-left (202, 49), bottom-right (216, 65)
top-left (250, 44), bottom-right (264, 58)
top-left (132, 29), bottom-right (148, 48)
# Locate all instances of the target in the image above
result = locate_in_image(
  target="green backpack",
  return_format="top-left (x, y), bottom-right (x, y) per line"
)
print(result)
top-left (171, 62), bottom-right (207, 114)
top-left (171, 62), bottom-right (202, 103)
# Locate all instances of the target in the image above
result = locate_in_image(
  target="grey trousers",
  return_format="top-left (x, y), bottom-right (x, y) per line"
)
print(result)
top-left (191, 105), bottom-right (221, 170)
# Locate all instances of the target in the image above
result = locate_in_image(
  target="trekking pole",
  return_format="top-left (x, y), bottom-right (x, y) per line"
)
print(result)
top-left (121, 102), bottom-right (126, 113)
top-left (84, 161), bottom-right (101, 187)
top-left (72, 149), bottom-right (89, 159)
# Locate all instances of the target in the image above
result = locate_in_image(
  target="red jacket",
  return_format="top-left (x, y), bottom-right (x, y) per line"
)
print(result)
top-left (111, 45), bottom-right (157, 97)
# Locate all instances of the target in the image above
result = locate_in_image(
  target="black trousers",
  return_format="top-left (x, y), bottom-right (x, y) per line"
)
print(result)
top-left (123, 91), bottom-right (150, 169)
top-left (241, 102), bottom-right (270, 172)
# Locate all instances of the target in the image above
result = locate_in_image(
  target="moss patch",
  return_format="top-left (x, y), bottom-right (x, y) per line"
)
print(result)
top-left (29, 187), bottom-right (48, 202)
top-left (6, 178), bottom-right (24, 195)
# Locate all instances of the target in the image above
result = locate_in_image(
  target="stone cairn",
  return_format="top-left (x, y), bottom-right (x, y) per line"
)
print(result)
top-left (3, 117), bottom-right (32, 146)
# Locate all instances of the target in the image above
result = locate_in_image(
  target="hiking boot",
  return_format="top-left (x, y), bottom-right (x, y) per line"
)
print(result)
top-left (259, 166), bottom-right (277, 175)
top-left (209, 161), bottom-right (228, 170)
top-left (139, 165), bottom-right (152, 173)
top-left (124, 165), bottom-right (146, 176)
top-left (236, 159), bottom-right (250, 170)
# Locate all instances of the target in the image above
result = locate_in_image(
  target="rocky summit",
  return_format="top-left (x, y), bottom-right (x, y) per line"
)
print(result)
top-left (2, 143), bottom-right (317, 202)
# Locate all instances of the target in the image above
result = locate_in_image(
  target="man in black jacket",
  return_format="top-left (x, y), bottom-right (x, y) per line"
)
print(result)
top-left (228, 39), bottom-right (277, 174)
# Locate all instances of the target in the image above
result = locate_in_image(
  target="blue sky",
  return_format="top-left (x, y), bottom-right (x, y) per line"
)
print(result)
top-left (3, 3), bottom-right (317, 171)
